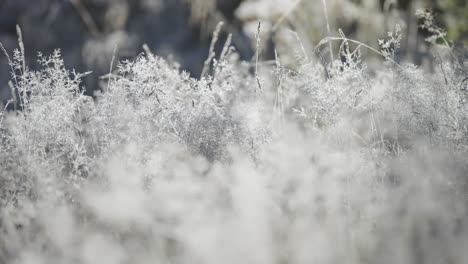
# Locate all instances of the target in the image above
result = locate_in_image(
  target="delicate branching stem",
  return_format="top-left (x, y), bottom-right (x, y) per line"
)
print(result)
top-left (274, 49), bottom-right (284, 129)
top-left (314, 37), bottom-right (404, 70)
top-left (201, 21), bottom-right (223, 79)
top-left (16, 25), bottom-right (25, 75)
top-left (290, 30), bottom-right (308, 60)
top-left (107, 45), bottom-right (118, 92)
top-left (219, 33), bottom-right (232, 63)
top-left (9, 81), bottom-right (17, 112)
top-left (16, 25), bottom-right (26, 111)
top-left (317, 49), bottom-right (331, 79)
top-left (0, 42), bottom-right (18, 87)
top-left (255, 21), bottom-right (262, 92)
top-left (1, 41), bottom-right (21, 111)
top-left (321, 0), bottom-right (334, 65)
top-left (214, 33), bottom-right (232, 74)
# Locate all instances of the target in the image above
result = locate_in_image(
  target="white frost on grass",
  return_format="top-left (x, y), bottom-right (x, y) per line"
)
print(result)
top-left (0, 29), bottom-right (468, 264)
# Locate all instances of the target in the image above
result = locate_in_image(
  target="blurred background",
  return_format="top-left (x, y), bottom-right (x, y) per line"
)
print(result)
top-left (0, 0), bottom-right (466, 102)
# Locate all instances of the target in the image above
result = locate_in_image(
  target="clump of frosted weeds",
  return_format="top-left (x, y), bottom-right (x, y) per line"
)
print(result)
top-left (1, 25), bottom-right (468, 264)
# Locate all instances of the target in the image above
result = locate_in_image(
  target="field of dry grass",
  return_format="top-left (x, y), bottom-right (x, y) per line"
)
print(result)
top-left (1, 1), bottom-right (468, 263)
